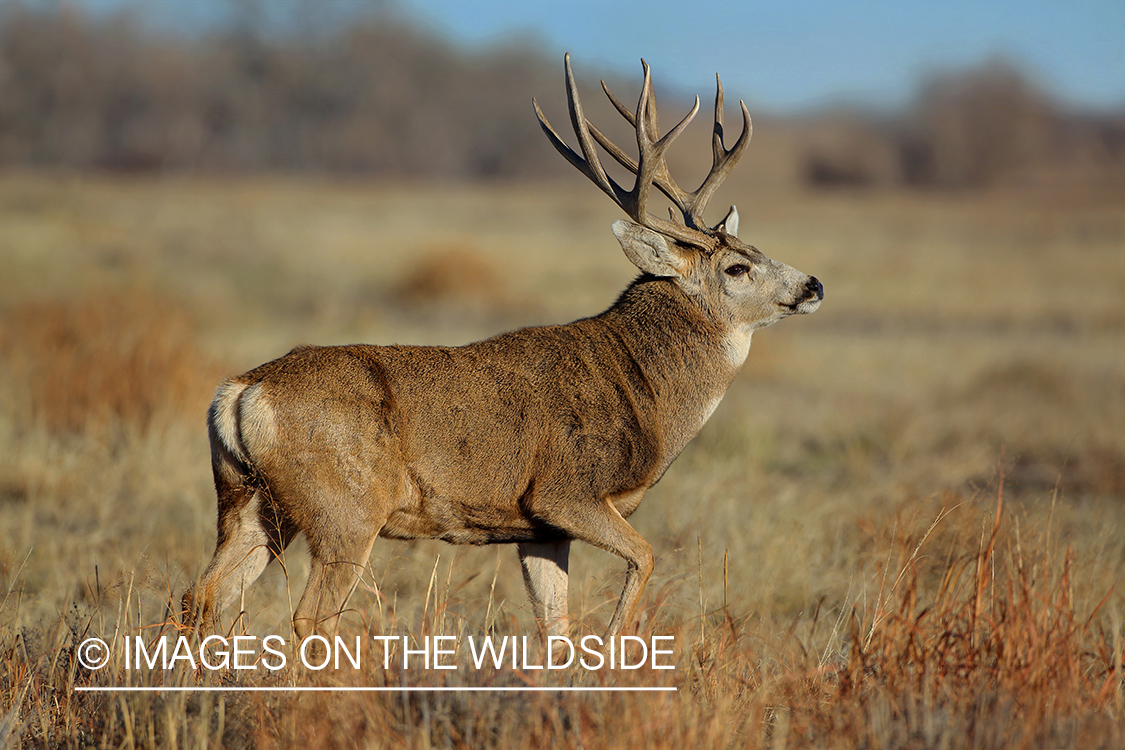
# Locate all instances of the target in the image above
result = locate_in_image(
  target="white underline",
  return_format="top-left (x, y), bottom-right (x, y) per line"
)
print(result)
top-left (76, 686), bottom-right (677, 693)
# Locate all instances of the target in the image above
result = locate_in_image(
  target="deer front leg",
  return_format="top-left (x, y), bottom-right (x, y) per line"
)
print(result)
top-left (517, 539), bottom-right (571, 637)
top-left (543, 495), bottom-right (654, 636)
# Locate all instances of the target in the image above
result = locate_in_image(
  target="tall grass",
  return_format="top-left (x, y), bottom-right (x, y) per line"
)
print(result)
top-left (2, 483), bottom-right (1119, 747)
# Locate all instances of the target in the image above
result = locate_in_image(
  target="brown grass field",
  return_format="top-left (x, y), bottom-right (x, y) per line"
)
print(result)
top-left (0, 173), bottom-right (1122, 748)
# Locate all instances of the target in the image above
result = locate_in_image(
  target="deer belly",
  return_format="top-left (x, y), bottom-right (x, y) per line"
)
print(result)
top-left (378, 464), bottom-right (541, 544)
top-left (379, 505), bottom-right (541, 544)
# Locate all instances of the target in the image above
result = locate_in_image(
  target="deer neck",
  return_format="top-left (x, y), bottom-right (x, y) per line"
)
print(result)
top-left (600, 276), bottom-right (746, 458)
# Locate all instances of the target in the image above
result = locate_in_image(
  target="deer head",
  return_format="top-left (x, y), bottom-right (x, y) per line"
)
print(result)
top-left (534, 54), bottom-right (823, 347)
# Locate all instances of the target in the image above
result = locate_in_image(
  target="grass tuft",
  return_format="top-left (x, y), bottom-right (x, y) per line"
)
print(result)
top-left (0, 289), bottom-right (221, 438)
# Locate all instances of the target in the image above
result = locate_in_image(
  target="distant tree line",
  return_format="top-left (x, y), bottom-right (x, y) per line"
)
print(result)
top-left (804, 60), bottom-right (1125, 190)
top-left (1, 2), bottom-right (1121, 189)
top-left (0, 1), bottom-right (569, 178)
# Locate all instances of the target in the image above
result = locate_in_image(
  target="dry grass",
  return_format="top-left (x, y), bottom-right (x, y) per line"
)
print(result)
top-left (390, 243), bottom-right (512, 317)
top-left (0, 290), bottom-right (220, 437)
top-left (0, 174), bottom-right (1121, 748)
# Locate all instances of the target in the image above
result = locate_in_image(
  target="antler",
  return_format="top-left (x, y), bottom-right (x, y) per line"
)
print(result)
top-left (533, 54), bottom-right (752, 250)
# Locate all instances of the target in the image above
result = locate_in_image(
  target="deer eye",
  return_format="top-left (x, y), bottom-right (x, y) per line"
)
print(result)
top-left (724, 264), bottom-right (750, 278)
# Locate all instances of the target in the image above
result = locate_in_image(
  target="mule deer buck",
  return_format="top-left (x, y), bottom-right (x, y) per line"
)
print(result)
top-left (183, 54), bottom-right (823, 639)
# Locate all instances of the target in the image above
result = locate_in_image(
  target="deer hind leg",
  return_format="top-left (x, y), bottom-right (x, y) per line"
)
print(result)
top-left (292, 517), bottom-right (382, 641)
top-left (183, 486), bottom-right (295, 633)
top-left (517, 539), bottom-right (571, 637)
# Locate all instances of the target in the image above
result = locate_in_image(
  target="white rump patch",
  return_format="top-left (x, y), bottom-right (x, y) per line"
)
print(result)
top-left (238, 383), bottom-right (277, 455)
top-left (211, 380), bottom-right (249, 462)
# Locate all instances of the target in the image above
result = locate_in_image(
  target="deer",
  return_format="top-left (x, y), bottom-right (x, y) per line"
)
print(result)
top-left (182, 54), bottom-right (823, 641)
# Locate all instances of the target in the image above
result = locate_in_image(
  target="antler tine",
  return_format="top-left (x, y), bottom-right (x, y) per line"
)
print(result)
top-left (713, 73), bottom-right (726, 164)
top-left (533, 54), bottom-right (629, 209)
top-left (563, 53), bottom-right (628, 206)
top-left (683, 74), bottom-right (752, 228)
top-left (631, 60), bottom-right (701, 230)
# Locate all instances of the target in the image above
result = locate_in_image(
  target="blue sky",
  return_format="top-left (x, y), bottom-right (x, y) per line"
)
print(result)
top-left (403, 0), bottom-right (1123, 112)
top-left (82, 0), bottom-right (1124, 113)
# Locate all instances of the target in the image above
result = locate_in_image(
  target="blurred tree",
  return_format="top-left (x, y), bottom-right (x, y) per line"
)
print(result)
top-left (0, 0), bottom-right (570, 178)
top-left (900, 58), bottom-right (1060, 187)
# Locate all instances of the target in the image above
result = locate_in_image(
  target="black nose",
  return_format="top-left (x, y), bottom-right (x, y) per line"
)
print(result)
top-left (806, 276), bottom-right (824, 300)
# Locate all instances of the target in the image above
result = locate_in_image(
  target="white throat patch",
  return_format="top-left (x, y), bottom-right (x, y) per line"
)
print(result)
top-left (724, 328), bottom-right (753, 368)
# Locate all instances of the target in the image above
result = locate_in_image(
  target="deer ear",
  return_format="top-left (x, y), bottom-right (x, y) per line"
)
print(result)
top-left (713, 205), bottom-right (739, 237)
top-left (612, 220), bottom-right (689, 277)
